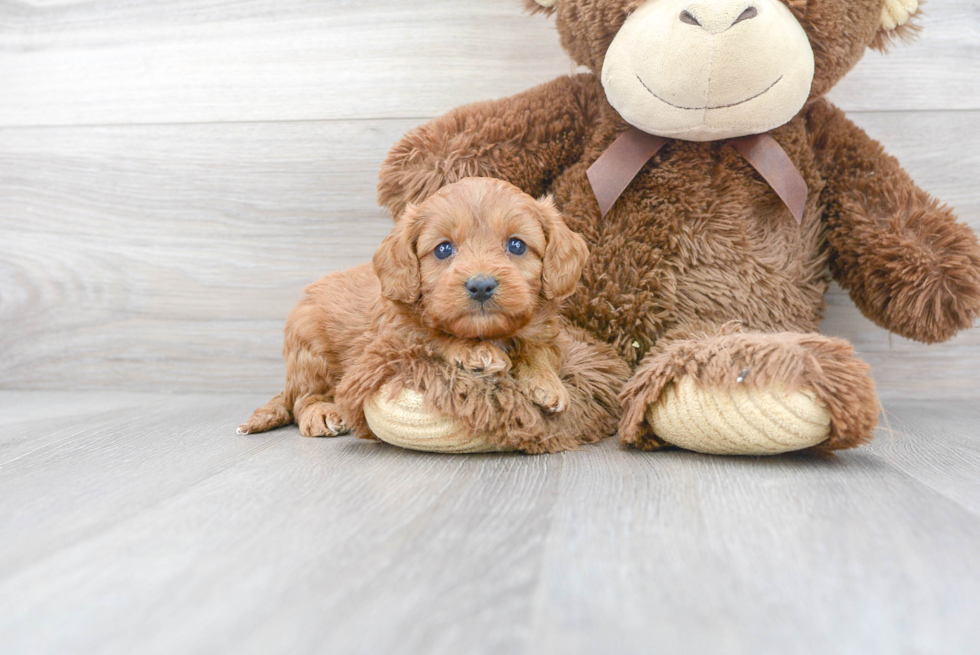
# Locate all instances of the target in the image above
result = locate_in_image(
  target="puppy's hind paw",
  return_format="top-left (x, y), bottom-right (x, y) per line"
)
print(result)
top-left (298, 402), bottom-right (349, 438)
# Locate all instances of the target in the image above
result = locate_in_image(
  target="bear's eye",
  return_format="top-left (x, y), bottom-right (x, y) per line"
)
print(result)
top-left (433, 241), bottom-right (455, 260)
top-left (507, 238), bottom-right (527, 256)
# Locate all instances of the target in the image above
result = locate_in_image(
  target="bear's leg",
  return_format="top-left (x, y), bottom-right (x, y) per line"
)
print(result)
top-left (619, 323), bottom-right (879, 455)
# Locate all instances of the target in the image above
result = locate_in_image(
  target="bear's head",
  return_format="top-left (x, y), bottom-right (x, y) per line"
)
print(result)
top-left (525, 0), bottom-right (919, 141)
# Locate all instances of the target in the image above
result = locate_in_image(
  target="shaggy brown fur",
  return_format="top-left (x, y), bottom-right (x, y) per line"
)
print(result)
top-left (240, 177), bottom-right (628, 453)
top-left (376, 0), bottom-right (980, 451)
top-left (336, 325), bottom-right (628, 454)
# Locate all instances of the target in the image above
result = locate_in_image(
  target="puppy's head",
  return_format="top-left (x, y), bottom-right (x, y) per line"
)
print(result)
top-left (373, 177), bottom-right (588, 339)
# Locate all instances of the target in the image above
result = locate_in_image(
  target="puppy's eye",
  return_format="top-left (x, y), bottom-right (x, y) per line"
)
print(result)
top-left (433, 241), bottom-right (455, 260)
top-left (507, 238), bottom-right (527, 256)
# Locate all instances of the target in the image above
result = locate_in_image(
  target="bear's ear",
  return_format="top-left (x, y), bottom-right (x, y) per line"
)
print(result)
top-left (523, 0), bottom-right (557, 16)
top-left (880, 0), bottom-right (919, 30)
top-left (873, 0), bottom-right (921, 51)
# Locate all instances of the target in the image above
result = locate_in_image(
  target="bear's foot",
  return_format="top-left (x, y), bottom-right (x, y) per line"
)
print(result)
top-left (620, 326), bottom-right (879, 455)
top-left (363, 384), bottom-right (506, 453)
top-left (647, 376), bottom-right (831, 455)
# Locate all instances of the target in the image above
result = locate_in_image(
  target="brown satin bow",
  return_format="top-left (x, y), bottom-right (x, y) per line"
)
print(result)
top-left (586, 127), bottom-right (808, 223)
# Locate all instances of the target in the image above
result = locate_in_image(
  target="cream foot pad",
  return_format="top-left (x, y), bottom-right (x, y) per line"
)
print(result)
top-left (647, 376), bottom-right (832, 455)
top-left (363, 385), bottom-right (507, 453)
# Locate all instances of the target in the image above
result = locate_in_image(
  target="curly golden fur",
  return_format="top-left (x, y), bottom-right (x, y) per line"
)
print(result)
top-left (240, 177), bottom-right (628, 453)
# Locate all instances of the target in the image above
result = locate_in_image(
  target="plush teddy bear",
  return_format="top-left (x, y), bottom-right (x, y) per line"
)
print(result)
top-left (376, 0), bottom-right (980, 455)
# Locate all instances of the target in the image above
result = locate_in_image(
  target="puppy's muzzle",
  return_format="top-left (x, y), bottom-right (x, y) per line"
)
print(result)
top-left (465, 275), bottom-right (498, 303)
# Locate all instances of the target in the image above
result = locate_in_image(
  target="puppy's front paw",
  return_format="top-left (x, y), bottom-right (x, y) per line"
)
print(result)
top-left (452, 343), bottom-right (511, 375)
top-left (525, 377), bottom-right (570, 414)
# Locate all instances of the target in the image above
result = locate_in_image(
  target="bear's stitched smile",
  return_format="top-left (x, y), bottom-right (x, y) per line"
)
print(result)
top-left (635, 74), bottom-right (783, 111)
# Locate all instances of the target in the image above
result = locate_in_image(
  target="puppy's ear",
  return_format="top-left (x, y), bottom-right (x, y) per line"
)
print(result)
top-left (536, 195), bottom-right (589, 301)
top-left (373, 205), bottom-right (422, 304)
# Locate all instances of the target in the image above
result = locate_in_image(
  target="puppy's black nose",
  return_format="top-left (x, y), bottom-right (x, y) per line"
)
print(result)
top-left (465, 275), bottom-right (498, 302)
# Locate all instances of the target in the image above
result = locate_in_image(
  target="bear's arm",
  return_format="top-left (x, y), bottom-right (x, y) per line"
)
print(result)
top-left (806, 99), bottom-right (980, 344)
top-left (377, 73), bottom-right (601, 218)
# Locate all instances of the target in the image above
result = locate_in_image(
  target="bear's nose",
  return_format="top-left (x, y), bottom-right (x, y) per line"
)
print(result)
top-left (680, 3), bottom-right (758, 33)
top-left (465, 275), bottom-right (498, 302)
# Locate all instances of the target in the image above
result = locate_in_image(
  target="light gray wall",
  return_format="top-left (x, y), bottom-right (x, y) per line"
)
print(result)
top-left (1, 0), bottom-right (978, 398)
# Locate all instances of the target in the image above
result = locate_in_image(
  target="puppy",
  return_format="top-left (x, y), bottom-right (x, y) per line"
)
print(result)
top-left (239, 177), bottom-right (589, 438)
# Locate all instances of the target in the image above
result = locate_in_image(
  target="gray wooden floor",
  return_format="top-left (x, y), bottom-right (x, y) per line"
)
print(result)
top-left (1, 392), bottom-right (978, 655)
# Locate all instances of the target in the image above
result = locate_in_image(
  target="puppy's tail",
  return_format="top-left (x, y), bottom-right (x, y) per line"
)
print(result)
top-left (237, 391), bottom-right (293, 435)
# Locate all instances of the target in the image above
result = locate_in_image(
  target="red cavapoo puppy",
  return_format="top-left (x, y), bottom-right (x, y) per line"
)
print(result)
top-left (240, 177), bottom-right (626, 452)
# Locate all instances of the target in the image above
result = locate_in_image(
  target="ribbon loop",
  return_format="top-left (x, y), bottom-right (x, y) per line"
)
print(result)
top-left (728, 134), bottom-right (807, 224)
top-left (586, 127), bottom-right (807, 224)
top-left (586, 129), bottom-right (668, 217)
